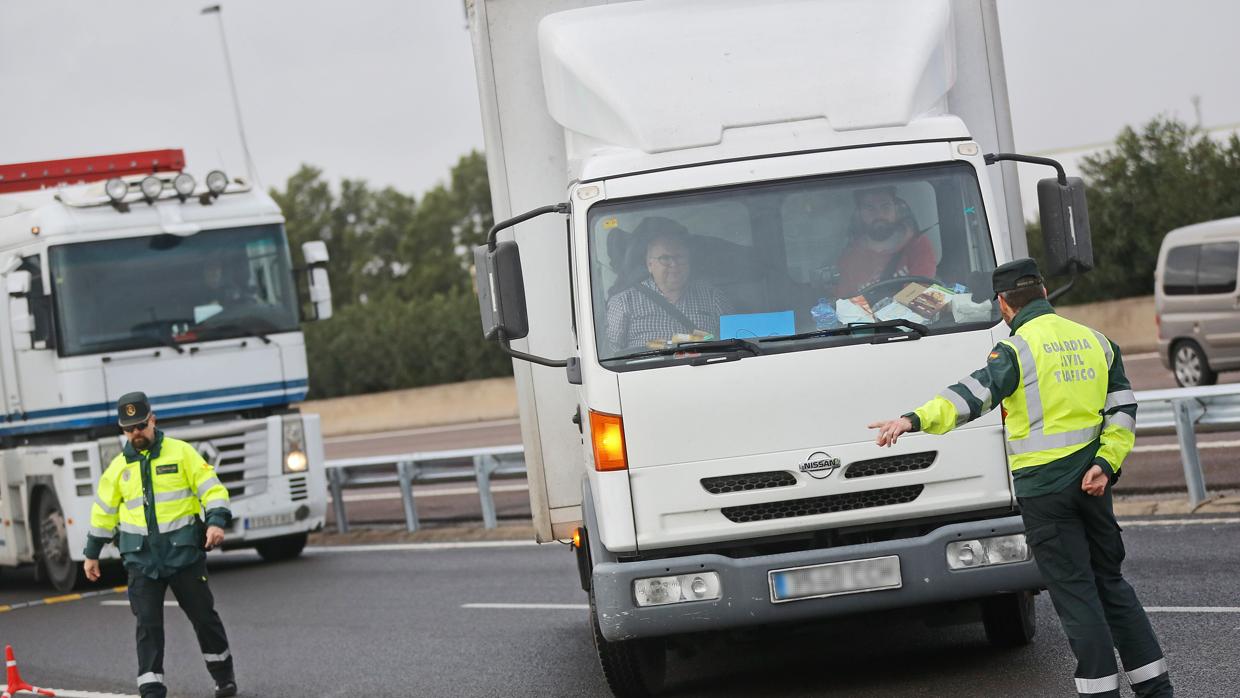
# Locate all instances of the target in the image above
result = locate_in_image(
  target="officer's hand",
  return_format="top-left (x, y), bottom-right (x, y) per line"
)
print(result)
top-left (1081, 464), bottom-right (1108, 497)
top-left (205, 526), bottom-right (226, 551)
top-left (868, 417), bottom-right (913, 447)
top-left (84, 558), bottom-right (101, 582)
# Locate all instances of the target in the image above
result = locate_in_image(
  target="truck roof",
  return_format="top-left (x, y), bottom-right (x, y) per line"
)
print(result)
top-left (539, 0), bottom-right (964, 181)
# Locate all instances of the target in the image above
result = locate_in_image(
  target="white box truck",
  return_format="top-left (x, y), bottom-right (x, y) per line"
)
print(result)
top-left (467, 1), bottom-right (1095, 694)
top-left (0, 150), bottom-right (334, 590)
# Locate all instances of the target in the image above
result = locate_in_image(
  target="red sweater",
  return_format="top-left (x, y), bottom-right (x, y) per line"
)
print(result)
top-left (835, 235), bottom-right (937, 297)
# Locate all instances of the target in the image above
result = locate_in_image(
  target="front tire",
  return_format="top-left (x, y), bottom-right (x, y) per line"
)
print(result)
top-left (254, 532), bottom-right (308, 562)
top-left (1173, 340), bottom-right (1217, 387)
top-left (35, 490), bottom-right (81, 592)
top-left (982, 590), bottom-right (1037, 648)
top-left (589, 587), bottom-right (667, 697)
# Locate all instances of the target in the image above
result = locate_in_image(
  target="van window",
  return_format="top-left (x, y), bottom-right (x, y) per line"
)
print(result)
top-left (1163, 242), bottom-right (1239, 296)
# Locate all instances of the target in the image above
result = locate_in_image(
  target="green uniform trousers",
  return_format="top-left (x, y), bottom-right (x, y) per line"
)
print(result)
top-left (1020, 483), bottom-right (1171, 697)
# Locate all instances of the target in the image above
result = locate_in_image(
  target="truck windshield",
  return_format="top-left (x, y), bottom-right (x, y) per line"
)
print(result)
top-left (588, 162), bottom-right (1001, 366)
top-left (49, 223), bottom-right (300, 356)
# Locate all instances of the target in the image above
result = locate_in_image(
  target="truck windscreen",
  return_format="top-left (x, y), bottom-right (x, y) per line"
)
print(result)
top-left (49, 223), bottom-right (301, 356)
top-left (588, 162), bottom-right (1001, 366)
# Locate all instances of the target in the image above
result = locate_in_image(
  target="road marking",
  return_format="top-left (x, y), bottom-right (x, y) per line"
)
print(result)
top-left (1125, 352), bottom-right (1161, 361)
top-left (1145, 607), bottom-right (1240, 613)
top-left (324, 418), bottom-right (521, 444)
top-left (462, 603), bottom-right (589, 610)
top-left (0, 585), bottom-right (127, 614)
top-left (100, 600), bottom-right (176, 607)
top-left (1118, 518), bottom-right (1240, 526)
top-left (342, 483), bottom-right (529, 502)
top-left (1132, 439), bottom-right (1240, 453)
top-left (307, 540), bottom-right (541, 553)
top-left (1, 687), bottom-right (138, 698)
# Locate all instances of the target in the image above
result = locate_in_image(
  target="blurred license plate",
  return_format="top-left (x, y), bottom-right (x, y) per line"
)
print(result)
top-left (769, 555), bottom-right (902, 603)
top-left (244, 512), bottom-right (296, 530)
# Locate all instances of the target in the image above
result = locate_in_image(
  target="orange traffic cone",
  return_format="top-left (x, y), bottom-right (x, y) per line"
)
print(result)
top-left (2, 645), bottom-right (55, 697)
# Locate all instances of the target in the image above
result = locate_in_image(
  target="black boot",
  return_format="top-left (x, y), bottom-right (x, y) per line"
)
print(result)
top-left (214, 678), bottom-right (238, 698)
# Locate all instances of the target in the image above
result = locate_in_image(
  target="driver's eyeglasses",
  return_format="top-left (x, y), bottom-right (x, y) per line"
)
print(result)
top-left (650, 254), bottom-right (689, 268)
top-left (121, 420), bottom-right (148, 434)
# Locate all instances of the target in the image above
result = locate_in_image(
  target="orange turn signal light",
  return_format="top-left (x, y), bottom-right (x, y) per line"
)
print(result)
top-left (572, 527), bottom-right (583, 549)
top-left (589, 410), bottom-right (628, 472)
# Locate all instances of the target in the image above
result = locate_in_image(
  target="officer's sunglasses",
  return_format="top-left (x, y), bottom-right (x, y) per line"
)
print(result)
top-left (121, 419), bottom-right (149, 434)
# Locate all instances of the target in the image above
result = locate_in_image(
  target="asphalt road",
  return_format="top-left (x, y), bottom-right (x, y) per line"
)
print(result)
top-left (2, 517), bottom-right (1238, 697)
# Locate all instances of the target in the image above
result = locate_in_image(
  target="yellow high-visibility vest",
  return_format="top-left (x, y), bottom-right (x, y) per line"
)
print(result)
top-left (999, 313), bottom-right (1112, 472)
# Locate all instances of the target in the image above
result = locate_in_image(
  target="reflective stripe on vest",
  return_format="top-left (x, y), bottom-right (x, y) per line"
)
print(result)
top-left (1000, 314), bottom-right (1111, 470)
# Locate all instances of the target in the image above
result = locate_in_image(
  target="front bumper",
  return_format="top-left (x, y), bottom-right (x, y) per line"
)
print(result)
top-left (592, 515), bottom-right (1041, 642)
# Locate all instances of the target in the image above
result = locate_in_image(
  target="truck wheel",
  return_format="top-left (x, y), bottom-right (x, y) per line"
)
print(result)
top-left (35, 491), bottom-right (81, 592)
top-left (254, 532), bottom-right (308, 562)
top-left (589, 587), bottom-right (666, 697)
top-left (981, 590), bottom-right (1036, 648)
top-left (1173, 340), bottom-right (1217, 387)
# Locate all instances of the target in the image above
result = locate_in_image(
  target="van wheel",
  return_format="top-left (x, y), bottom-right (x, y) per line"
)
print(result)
top-left (982, 591), bottom-right (1036, 648)
top-left (1173, 341), bottom-right (1217, 387)
top-left (35, 491), bottom-right (82, 592)
top-left (589, 587), bottom-right (666, 697)
top-left (254, 532), bottom-right (308, 562)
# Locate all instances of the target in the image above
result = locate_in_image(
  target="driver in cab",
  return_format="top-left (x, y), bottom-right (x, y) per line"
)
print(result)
top-left (832, 186), bottom-right (937, 297)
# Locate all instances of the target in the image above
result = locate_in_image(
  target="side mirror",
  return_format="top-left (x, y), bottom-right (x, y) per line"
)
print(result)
top-left (474, 241), bottom-right (529, 341)
top-left (1037, 176), bottom-right (1093, 275)
top-left (7, 270), bottom-right (35, 349)
top-left (301, 241), bottom-right (333, 321)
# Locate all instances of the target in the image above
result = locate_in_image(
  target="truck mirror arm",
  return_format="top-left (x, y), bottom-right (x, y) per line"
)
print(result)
top-left (487, 202), bottom-right (571, 250)
top-left (497, 329), bottom-right (569, 368)
top-left (983, 152), bottom-right (1067, 185)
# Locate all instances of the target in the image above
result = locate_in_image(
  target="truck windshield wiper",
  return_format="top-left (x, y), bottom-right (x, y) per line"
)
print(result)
top-left (609, 337), bottom-right (762, 362)
top-left (759, 318), bottom-right (929, 343)
top-left (194, 321), bottom-right (273, 344)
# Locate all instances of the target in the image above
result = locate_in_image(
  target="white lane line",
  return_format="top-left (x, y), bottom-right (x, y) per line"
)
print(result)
top-left (100, 600), bottom-right (178, 607)
top-left (2, 687), bottom-right (138, 698)
top-left (324, 418), bottom-right (521, 444)
top-left (307, 540), bottom-right (540, 553)
top-left (1145, 607), bottom-right (1240, 613)
top-left (1118, 518), bottom-right (1240, 526)
top-left (1132, 439), bottom-right (1240, 453)
top-left (342, 483), bottom-right (528, 502)
top-left (462, 603), bottom-right (589, 610)
top-left (1125, 352), bottom-right (1161, 361)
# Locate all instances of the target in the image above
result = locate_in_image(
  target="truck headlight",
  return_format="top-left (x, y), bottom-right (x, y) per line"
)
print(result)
top-left (140, 175), bottom-right (164, 201)
top-left (206, 170), bottom-right (229, 195)
top-left (633, 572), bottom-right (721, 607)
top-left (105, 178), bottom-right (129, 202)
top-left (946, 534), bottom-right (1030, 570)
top-left (173, 172), bottom-right (196, 197)
top-left (282, 415), bottom-right (309, 473)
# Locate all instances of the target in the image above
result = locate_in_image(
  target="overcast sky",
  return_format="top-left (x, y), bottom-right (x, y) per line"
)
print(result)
top-left (2, 1), bottom-right (1238, 210)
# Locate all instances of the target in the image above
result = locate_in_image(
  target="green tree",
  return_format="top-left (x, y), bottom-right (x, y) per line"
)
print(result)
top-left (1029, 117), bottom-right (1240, 304)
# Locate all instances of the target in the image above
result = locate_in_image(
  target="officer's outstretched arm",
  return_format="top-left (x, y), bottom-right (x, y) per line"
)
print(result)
top-left (1096, 340), bottom-right (1137, 482)
top-left (906, 343), bottom-right (1020, 435)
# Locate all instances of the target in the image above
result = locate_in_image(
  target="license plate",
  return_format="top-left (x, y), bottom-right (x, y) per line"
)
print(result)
top-left (769, 555), bottom-right (902, 603)
top-left (244, 512), bottom-right (297, 530)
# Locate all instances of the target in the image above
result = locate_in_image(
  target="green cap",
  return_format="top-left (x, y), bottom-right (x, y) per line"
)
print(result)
top-left (991, 258), bottom-right (1043, 298)
top-left (116, 391), bottom-right (151, 427)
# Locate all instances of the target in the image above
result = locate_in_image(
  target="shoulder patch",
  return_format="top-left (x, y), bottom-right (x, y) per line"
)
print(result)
top-left (988, 351), bottom-right (1001, 360)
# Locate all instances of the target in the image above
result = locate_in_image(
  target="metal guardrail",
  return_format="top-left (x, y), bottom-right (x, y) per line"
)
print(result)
top-left (1134, 384), bottom-right (1240, 507)
top-left (324, 444), bottom-right (525, 533)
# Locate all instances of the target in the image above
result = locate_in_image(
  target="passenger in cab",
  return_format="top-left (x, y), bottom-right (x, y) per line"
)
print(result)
top-left (832, 186), bottom-right (937, 297)
top-left (606, 218), bottom-right (733, 353)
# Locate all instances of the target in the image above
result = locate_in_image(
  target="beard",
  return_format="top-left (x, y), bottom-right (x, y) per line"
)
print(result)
top-left (131, 434), bottom-right (151, 450)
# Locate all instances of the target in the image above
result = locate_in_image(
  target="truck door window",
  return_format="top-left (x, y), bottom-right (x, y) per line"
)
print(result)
top-left (17, 256), bottom-right (55, 348)
top-left (587, 162), bottom-right (999, 369)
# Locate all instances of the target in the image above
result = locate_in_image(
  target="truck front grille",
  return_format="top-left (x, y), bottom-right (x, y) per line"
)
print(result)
top-left (172, 419), bottom-right (270, 502)
top-left (289, 476), bottom-right (308, 501)
top-left (720, 485), bottom-right (923, 523)
top-left (701, 471), bottom-right (797, 494)
top-left (845, 451), bottom-right (936, 479)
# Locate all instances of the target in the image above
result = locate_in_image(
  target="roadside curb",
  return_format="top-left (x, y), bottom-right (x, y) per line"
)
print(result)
top-left (310, 523), bottom-right (538, 546)
top-left (1113, 493), bottom-right (1240, 517)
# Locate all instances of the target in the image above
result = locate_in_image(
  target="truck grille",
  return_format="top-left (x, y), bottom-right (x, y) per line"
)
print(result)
top-left (173, 419), bottom-right (269, 502)
top-left (845, 451), bottom-right (936, 479)
top-left (289, 476), bottom-right (308, 502)
top-left (720, 485), bottom-right (923, 523)
top-left (701, 471), bottom-right (797, 494)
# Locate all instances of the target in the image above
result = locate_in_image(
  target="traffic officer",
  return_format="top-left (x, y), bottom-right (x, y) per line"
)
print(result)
top-left (868, 259), bottom-right (1171, 698)
top-left (83, 392), bottom-right (238, 698)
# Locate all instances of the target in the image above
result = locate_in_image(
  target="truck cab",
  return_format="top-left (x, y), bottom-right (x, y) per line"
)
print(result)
top-left (0, 150), bottom-right (333, 590)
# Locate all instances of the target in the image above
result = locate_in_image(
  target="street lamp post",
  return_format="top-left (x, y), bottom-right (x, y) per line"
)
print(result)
top-left (201, 3), bottom-right (260, 186)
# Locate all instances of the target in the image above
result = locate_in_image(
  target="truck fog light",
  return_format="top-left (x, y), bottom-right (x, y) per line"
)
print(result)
top-left (105, 177), bottom-right (129, 202)
top-left (140, 175), bottom-right (163, 201)
top-left (947, 534), bottom-right (1030, 570)
top-left (173, 172), bottom-right (196, 197)
top-left (285, 450), bottom-right (308, 472)
top-left (206, 170), bottom-right (229, 195)
top-left (633, 571), bottom-right (721, 607)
